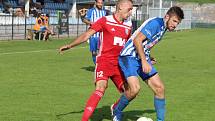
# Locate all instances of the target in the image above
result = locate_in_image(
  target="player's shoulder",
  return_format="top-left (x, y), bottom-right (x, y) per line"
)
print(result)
top-left (88, 7), bottom-right (95, 11)
top-left (94, 16), bottom-right (107, 23)
top-left (105, 15), bottom-right (132, 27)
top-left (87, 7), bottom-right (95, 13)
top-left (148, 17), bottom-right (164, 26)
top-left (104, 15), bottom-right (115, 22)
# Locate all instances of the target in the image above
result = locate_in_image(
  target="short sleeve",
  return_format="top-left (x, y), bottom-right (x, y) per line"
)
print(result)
top-left (90, 17), bottom-right (106, 32)
top-left (85, 8), bottom-right (93, 21)
top-left (140, 20), bottom-right (159, 40)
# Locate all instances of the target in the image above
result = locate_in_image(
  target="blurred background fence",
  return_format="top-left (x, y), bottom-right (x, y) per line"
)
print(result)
top-left (0, 0), bottom-right (214, 40)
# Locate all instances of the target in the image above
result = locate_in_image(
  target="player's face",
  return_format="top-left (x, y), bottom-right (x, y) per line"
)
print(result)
top-left (119, 2), bottom-right (133, 20)
top-left (166, 15), bottom-right (181, 31)
top-left (96, 0), bottom-right (103, 9)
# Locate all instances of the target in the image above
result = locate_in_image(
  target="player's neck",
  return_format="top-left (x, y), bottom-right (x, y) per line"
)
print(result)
top-left (114, 13), bottom-right (124, 23)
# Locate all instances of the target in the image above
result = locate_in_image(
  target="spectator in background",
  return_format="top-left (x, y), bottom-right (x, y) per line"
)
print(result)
top-left (33, 13), bottom-right (54, 41)
top-left (30, 0), bottom-right (42, 16)
top-left (81, 0), bottom-right (107, 65)
top-left (41, 13), bottom-right (55, 40)
top-left (2, 0), bottom-right (13, 14)
top-left (1, 0), bottom-right (24, 17)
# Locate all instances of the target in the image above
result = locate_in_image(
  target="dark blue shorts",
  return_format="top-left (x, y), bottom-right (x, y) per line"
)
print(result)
top-left (119, 56), bottom-right (158, 81)
top-left (89, 37), bottom-right (99, 52)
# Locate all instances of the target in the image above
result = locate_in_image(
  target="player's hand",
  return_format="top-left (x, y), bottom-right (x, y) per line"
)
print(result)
top-left (59, 45), bottom-right (70, 54)
top-left (141, 60), bottom-right (152, 74)
top-left (150, 57), bottom-right (157, 65)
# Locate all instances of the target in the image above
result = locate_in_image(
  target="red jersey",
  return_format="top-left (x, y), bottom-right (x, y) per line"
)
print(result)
top-left (90, 14), bottom-right (132, 65)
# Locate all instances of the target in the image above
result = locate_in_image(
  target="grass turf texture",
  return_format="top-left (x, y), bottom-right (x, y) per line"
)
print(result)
top-left (0, 28), bottom-right (215, 121)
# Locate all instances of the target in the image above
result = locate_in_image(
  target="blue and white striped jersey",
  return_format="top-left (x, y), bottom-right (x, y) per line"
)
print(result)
top-left (85, 7), bottom-right (106, 38)
top-left (120, 17), bottom-right (167, 60)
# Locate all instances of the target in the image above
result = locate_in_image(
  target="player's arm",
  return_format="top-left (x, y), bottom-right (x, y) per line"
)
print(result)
top-left (82, 9), bottom-right (92, 25)
top-left (133, 32), bottom-right (152, 73)
top-left (59, 29), bottom-right (96, 53)
top-left (79, 8), bottom-right (87, 21)
top-left (150, 55), bottom-right (157, 65)
top-left (82, 18), bottom-right (92, 25)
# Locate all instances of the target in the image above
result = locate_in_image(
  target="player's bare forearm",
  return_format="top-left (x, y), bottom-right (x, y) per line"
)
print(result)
top-left (133, 32), bottom-right (152, 73)
top-left (59, 29), bottom-right (96, 53)
top-left (82, 18), bottom-right (91, 25)
top-left (133, 32), bottom-right (147, 63)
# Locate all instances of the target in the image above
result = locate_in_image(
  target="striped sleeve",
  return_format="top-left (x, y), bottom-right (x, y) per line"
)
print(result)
top-left (140, 20), bottom-right (159, 41)
top-left (85, 8), bottom-right (93, 21)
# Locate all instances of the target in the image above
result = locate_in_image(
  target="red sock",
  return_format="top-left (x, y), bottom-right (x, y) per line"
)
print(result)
top-left (82, 90), bottom-right (104, 121)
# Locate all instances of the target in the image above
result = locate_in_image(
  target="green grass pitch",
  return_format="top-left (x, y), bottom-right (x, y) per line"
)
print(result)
top-left (0, 28), bottom-right (215, 121)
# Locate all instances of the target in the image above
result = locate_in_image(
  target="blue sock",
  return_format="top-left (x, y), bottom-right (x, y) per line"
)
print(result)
top-left (154, 97), bottom-right (166, 121)
top-left (114, 94), bottom-right (129, 114)
top-left (92, 55), bottom-right (96, 65)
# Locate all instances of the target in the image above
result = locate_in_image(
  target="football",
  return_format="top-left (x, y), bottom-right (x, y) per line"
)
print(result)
top-left (137, 117), bottom-right (153, 121)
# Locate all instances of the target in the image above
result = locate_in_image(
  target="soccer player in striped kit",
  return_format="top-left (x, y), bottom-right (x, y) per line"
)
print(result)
top-left (59, 0), bottom-right (133, 120)
top-left (112, 6), bottom-right (184, 121)
top-left (82, 0), bottom-right (107, 64)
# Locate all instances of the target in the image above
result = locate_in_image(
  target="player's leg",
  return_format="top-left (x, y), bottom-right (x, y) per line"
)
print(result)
top-left (82, 62), bottom-right (109, 121)
top-left (89, 37), bottom-right (98, 64)
top-left (147, 74), bottom-right (165, 121)
top-left (112, 56), bottom-right (141, 121)
top-left (82, 80), bottom-right (107, 121)
top-left (44, 30), bottom-right (50, 41)
top-left (40, 26), bottom-right (47, 40)
top-left (112, 76), bottom-right (140, 121)
top-left (138, 59), bottom-right (165, 121)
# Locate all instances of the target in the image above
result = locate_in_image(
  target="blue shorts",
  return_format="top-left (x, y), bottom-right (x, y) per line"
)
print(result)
top-left (89, 37), bottom-right (99, 52)
top-left (119, 56), bottom-right (158, 81)
top-left (40, 26), bottom-right (46, 32)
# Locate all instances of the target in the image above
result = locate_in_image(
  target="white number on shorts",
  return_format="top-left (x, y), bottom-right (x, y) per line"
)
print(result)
top-left (97, 71), bottom-right (103, 78)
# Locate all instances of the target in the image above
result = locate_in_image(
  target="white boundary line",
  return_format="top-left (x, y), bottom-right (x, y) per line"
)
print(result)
top-left (0, 46), bottom-right (87, 56)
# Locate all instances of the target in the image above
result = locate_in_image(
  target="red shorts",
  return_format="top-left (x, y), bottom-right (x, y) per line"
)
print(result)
top-left (95, 61), bottom-right (125, 92)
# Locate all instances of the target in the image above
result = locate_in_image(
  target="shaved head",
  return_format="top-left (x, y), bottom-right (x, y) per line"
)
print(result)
top-left (116, 0), bottom-right (133, 11)
top-left (114, 0), bottom-right (133, 21)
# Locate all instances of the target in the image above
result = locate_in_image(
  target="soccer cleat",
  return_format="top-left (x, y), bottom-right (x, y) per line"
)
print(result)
top-left (112, 113), bottom-right (122, 121)
top-left (111, 104), bottom-right (122, 121)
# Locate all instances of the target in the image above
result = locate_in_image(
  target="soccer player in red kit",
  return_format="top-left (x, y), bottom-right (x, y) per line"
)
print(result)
top-left (59, 0), bottom-right (133, 120)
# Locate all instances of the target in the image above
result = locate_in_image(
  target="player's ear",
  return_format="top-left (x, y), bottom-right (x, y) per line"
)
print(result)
top-left (165, 14), bottom-right (170, 20)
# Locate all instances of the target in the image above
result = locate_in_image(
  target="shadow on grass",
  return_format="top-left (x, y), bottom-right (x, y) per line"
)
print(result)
top-left (56, 105), bottom-right (155, 121)
top-left (81, 66), bottom-right (95, 72)
top-left (56, 110), bottom-right (84, 119)
top-left (91, 106), bottom-right (155, 121)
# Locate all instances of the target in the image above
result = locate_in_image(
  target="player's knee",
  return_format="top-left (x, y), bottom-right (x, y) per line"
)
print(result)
top-left (96, 82), bottom-right (108, 92)
top-left (129, 84), bottom-right (141, 97)
top-left (155, 85), bottom-right (165, 97)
